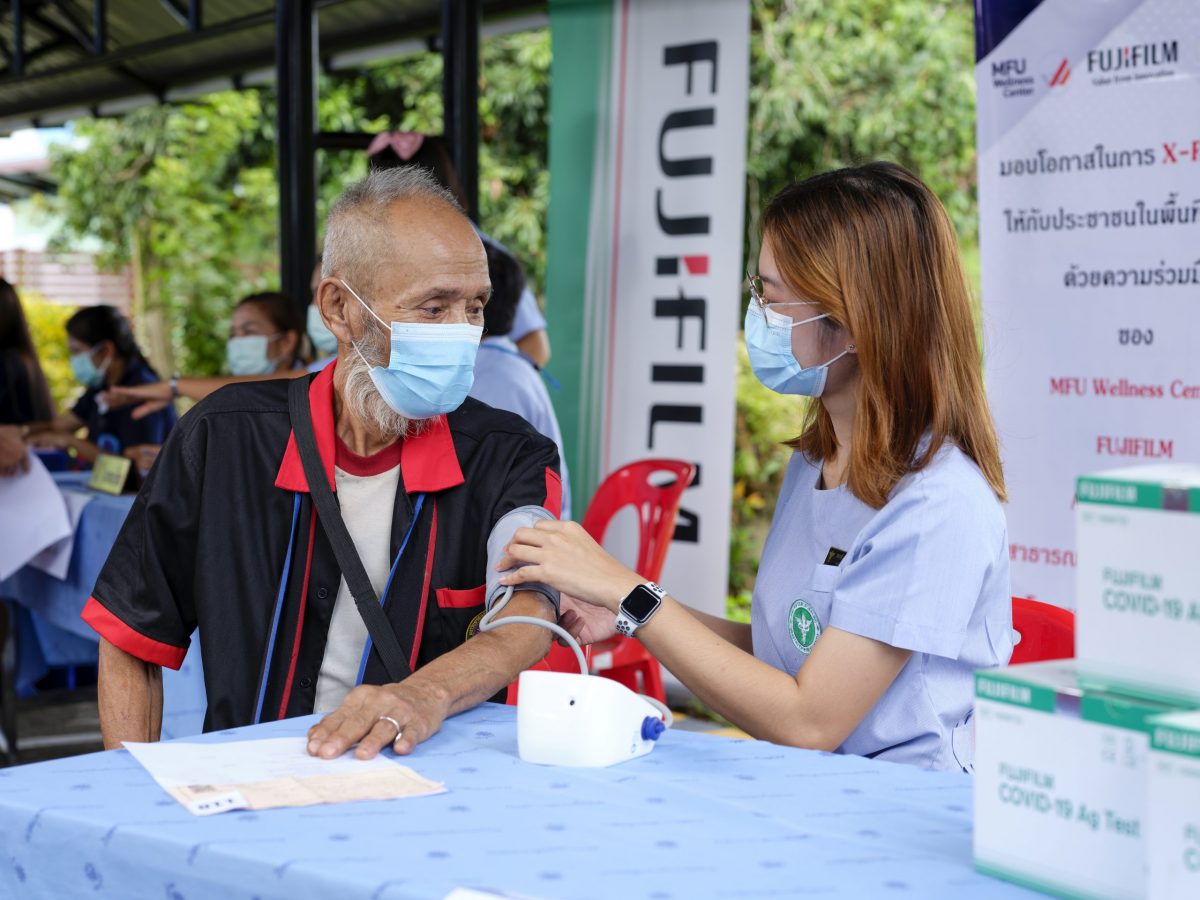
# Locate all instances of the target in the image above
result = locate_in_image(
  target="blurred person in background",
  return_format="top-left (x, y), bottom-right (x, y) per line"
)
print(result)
top-left (104, 291), bottom-right (309, 421)
top-left (470, 241), bottom-right (571, 519)
top-left (25, 304), bottom-right (175, 465)
top-left (0, 278), bottom-right (54, 426)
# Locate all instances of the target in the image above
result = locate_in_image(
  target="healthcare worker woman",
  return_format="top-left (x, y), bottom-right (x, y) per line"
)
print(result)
top-left (499, 162), bottom-right (1012, 772)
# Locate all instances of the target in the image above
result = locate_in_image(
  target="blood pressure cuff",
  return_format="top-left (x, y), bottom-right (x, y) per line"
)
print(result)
top-left (486, 505), bottom-right (560, 614)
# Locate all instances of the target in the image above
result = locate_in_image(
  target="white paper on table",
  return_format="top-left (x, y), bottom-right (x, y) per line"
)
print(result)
top-left (0, 453), bottom-right (72, 580)
top-left (27, 489), bottom-right (94, 580)
top-left (123, 736), bottom-right (447, 816)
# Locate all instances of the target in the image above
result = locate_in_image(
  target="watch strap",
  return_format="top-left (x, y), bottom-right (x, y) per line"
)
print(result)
top-left (615, 581), bottom-right (667, 637)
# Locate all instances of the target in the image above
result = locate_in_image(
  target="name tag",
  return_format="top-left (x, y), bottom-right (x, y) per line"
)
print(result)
top-left (89, 453), bottom-right (133, 495)
top-left (823, 547), bottom-right (847, 566)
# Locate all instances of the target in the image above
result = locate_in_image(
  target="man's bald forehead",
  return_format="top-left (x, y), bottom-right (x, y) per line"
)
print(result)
top-left (321, 166), bottom-right (475, 292)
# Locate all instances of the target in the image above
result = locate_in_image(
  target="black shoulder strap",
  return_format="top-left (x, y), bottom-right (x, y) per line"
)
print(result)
top-left (287, 376), bottom-right (412, 683)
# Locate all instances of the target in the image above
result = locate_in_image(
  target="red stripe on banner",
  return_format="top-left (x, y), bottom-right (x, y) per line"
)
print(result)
top-left (81, 597), bottom-right (187, 670)
top-left (1050, 59), bottom-right (1069, 86)
top-left (683, 255), bottom-right (709, 276)
top-left (603, 0), bottom-right (632, 478)
top-left (410, 500), bottom-right (439, 671)
top-left (277, 506), bottom-right (317, 719)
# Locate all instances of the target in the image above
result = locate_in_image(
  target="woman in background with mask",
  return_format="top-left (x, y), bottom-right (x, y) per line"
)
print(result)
top-left (25, 304), bottom-right (175, 464)
top-left (104, 291), bottom-right (311, 421)
top-left (499, 162), bottom-right (1012, 772)
top-left (226, 292), bottom-right (304, 376)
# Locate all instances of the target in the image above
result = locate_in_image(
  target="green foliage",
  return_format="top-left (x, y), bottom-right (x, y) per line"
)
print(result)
top-left (746, 0), bottom-right (977, 256)
top-left (48, 91), bottom-right (279, 376)
top-left (21, 294), bottom-right (79, 411)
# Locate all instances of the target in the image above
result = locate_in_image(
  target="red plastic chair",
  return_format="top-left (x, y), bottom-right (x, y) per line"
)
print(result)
top-left (506, 459), bottom-right (697, 705)
top-left (1010, 597), bottom-right (1075, 664)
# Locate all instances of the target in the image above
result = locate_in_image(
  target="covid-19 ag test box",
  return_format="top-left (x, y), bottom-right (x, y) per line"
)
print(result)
top-left (1076, 465), bottom-right (1200, 705)
top-left (974, 661), bottom-right (1188, 900)
top-left (1147, 711), bottom-right (1200, 900)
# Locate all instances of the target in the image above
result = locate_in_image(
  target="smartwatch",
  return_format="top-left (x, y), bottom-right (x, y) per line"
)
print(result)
top-left (615, 582), bottom-right (667, 637)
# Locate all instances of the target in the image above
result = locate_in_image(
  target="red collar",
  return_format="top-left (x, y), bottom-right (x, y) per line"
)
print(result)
top-left (274, 359), bottom-right (465, 494)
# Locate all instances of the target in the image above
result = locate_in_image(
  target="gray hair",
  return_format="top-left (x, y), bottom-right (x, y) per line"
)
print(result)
top-left (321, 166), bottom-right (462, 290)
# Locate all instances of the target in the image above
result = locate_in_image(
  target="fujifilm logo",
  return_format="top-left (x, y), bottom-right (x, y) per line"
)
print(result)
top-left (979, 678), bottom-right (1033, 706)
top-left (1087, 41), bottom-right (1179, 73)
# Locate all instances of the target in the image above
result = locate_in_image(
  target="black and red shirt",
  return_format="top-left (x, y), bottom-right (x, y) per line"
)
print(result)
top-left (82, 360), bottom-right (562, 731)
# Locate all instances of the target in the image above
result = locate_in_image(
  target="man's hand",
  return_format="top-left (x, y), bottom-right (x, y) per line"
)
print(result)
top-left (306, 678), bottom-right (451, 760)
top-left (558, 593), bottom-right (619, 645)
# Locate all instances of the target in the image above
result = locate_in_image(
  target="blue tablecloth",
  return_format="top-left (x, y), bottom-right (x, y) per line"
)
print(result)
top-left (0, 473), bottom-right (206, 739)
top-left (0, 704), bottom-right (1038, 900)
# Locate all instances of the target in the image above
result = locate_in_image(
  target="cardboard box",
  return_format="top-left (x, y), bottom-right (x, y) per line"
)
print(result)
top-left (1076, 465), bottom-right (1200, 705)
top-left (974, 661), bottom-right (1188, 899)
top-left (1147, 711), bottom-right (1200, 900)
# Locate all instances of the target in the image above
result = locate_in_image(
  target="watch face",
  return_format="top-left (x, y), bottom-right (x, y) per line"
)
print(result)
top-left (622, 585), bottom-right (660, 622)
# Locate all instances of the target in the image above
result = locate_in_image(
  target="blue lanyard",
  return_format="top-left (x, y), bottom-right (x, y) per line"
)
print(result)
top-left (253, 492), bottom-right (303, 725)
top-left (355, 492), bottom-right (427, 685)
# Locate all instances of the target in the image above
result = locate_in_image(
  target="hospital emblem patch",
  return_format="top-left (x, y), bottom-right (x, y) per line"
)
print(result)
top-left (788, 598), bottom-right (822, 655)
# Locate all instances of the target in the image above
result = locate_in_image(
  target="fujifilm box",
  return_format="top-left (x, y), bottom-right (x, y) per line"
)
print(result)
top-left (1147, 712), bottom-right (1200, 900)
top-left (1076, 465), bottom-right (1200, 705)
top-left (974, 661), bottom-right (1189, 900)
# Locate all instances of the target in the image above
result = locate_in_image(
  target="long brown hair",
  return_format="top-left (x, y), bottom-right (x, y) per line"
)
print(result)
top-left (761, 162), bottom-right (1005, 508)
top-left (0, 278), bottom-right (53, 421)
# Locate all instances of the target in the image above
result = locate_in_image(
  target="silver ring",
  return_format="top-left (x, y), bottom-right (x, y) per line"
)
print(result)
top-left (378, 714), bottom-right (402, 741)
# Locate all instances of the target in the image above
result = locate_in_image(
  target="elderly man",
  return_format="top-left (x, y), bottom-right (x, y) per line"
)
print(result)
top-left (84, 168), bottom-right (563, 760)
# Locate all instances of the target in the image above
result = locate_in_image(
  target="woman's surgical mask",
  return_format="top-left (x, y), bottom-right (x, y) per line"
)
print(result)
top-left (743, 278), bottom-right (850, 398)
top-left (225, 334), bottom-right (279, 376)
top-left (307, 304), bottom-right (339, 356)
top-left (341, 279), bottom-right (482, 420)
top-left (69, 345), bottom-right (110, 389)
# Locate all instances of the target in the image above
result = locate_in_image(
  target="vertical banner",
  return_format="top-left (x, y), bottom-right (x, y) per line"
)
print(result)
top-left (546, 0), bottom-right (749, 616)
top-left (976, 0), bottom-right (1200, 606)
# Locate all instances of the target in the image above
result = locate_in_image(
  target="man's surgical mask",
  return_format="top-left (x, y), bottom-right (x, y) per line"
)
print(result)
top-left (69, 345), bottom-right (110, 389)
top-left (743, 300), bottom-right (850, 398)
top-left (341, 279), bottom-right (482, 420)
top-left (225, 335), bottom-right (278, 376)
top-left (307, 304), bottom-right (339, 356)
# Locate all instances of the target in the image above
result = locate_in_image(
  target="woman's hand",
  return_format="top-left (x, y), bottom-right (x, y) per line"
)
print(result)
top-left (28, 431), bottom-right (72, 450)
top-left (100, 383), bottom-right (171, 421)
top-left (497, 520), bottom-right (643, 614)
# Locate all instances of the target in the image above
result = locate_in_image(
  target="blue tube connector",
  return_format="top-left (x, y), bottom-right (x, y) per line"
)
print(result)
top-left (641, 716), bottom-right (666, 742)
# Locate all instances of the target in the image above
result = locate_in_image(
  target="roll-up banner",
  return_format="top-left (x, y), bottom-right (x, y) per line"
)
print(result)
top-left (546, 0), bottom-right (749, 616)
top-left (976, 0), bottom-right (1200, 606)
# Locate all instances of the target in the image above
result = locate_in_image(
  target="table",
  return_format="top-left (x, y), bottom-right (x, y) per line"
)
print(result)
top-left (0, 473), bottom-right (206, 743)
top-left (0, 704), bottom-right (1039, 900)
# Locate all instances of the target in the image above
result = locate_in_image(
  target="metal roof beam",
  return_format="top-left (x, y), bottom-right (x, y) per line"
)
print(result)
top-left (37, 1), bottom-right (95, 55)
top-left (0, 34), bottom-right (70, 78)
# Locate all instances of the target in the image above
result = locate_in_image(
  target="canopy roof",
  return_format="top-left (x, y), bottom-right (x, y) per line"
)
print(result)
top-left (0, 0), bottom-right (543, 134)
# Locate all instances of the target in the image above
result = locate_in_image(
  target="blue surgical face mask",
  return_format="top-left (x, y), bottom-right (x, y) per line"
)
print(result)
top-left (226, 335), bottom-right (278, 376)
top-left (69, 345), bottom-right (109, 389)
top-left (307, 304), bottom-right (339, 356)
top-left (743, 300), bottom-right (850, 398)
top-left (341, 279), bottom-right (483, 420)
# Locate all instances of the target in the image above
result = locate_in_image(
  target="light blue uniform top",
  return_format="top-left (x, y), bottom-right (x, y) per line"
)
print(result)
top-left (470, 336), bottom-right (571, 520)
top-left (750, 443), bottom-right (1013, 771)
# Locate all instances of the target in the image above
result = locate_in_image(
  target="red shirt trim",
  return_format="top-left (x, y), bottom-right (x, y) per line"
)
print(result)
top-left (335, 435), bottom-right (402, 477)
top-left (274, 359), bottom-right (466, 494)
top-left (544, 467), bottom-right (563, 518)
top-left (81, 596), bottom-right (187, 670)
top-left (409, 500), bottom-right (438, 671)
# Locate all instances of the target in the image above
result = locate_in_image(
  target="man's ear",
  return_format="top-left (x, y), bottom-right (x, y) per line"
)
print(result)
top-left (316, 279), bottom-right (354, 345)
